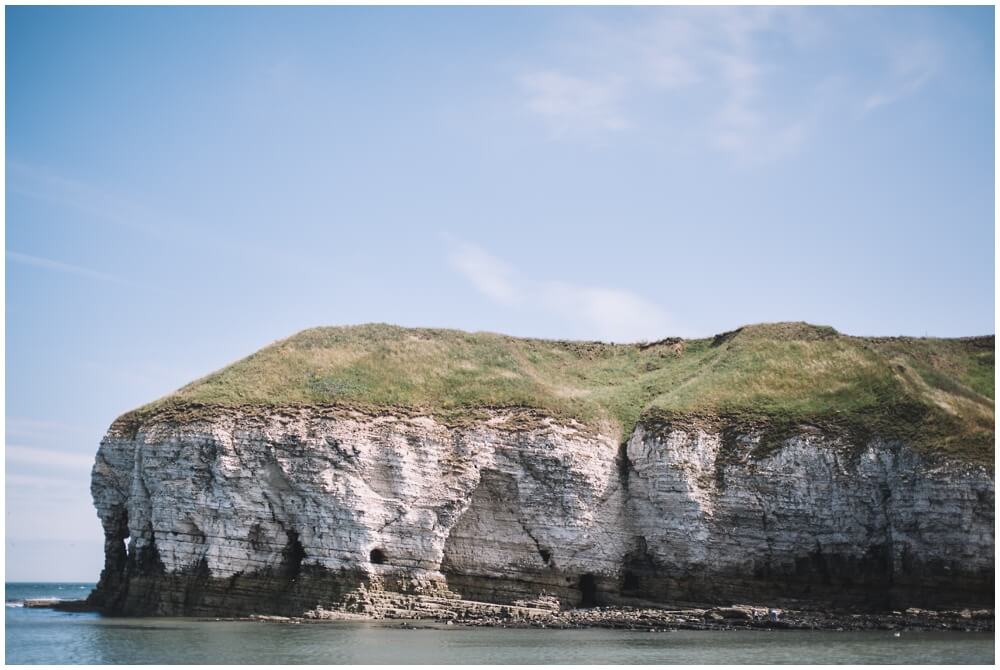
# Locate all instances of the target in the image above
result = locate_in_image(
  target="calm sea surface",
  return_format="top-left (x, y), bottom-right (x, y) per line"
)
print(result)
top-left (5, 583), bottom-right (994, 664)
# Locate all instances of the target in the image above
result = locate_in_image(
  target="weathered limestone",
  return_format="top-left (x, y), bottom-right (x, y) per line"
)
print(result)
top-left (625, 425), bottom-right (993, 609)
top-left (88, 407), bottom-right (994, 616)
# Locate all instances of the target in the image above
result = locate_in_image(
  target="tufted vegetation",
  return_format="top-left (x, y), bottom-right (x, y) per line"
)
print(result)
top-left (124, 322), bottom-right (994, 464)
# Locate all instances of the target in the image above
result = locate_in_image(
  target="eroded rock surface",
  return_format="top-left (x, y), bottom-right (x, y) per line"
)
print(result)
top-left (89, 407), bottom-right (993, 616)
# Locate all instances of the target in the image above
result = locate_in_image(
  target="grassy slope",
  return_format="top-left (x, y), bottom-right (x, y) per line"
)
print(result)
top-left (129, 322), bottom-right (995, 464)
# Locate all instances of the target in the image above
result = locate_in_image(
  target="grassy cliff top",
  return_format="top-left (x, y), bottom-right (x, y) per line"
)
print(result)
top-left (127, 322), bottom-right (994, 464)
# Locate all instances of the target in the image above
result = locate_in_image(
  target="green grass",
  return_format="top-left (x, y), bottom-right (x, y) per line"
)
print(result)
top-left (123, 322), bottom-right (995, 465)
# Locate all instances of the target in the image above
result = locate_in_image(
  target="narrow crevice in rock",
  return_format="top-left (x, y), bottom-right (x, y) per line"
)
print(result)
top-left (617, 440), bottom-right (631, 490)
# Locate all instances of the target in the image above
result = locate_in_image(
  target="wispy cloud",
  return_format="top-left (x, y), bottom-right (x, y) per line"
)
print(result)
top-left (447, 241), bottom-right (521, 305)
top-left (537, 281), bottom-right (676, 343)
top-left (516, 7), bottom-right (814, 161)
top-left (862, 40), bottom-right (941, 113)
top-left (7, 251), bottom-right (137, 287)
top-left (515, 7), bottom-right (945, 163)
top-left (7, 160), bottom-right (336, 283)
top-left (446, 239), bottom-right (678, 342)
top-left (520, 71), bottom-right (628, 139)
top-left (708, 53), bottom-right (806, 164)
top-left (6, 445), bottom-right (94, 471)
top-left (7, 160), bottom-right (169, 240)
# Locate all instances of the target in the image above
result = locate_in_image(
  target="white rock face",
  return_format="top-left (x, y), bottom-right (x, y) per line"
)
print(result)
top-left (625, 426), bottom-right (993, 606)
top-left (89, 408), bottom-right (994, 615)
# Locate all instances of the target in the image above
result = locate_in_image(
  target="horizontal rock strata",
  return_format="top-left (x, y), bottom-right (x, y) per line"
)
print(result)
top-left (88, 407), bottom-right (994, 616)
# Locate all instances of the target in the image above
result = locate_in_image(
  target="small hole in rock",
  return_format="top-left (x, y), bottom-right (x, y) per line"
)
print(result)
top-left (370, 548), bottom-right (387, 565)
top-left (539, 549), bottom-right (552, 564)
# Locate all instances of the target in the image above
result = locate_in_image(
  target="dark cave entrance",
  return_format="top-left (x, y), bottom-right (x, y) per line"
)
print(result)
top-left (370, 548), bottom-right (387, 565)
top-left (621, 536), bottom-right (657, 597)
top-left (283, 531), bottom-right (306, 579)
top-left (579, 573), bottom-right (597, 607)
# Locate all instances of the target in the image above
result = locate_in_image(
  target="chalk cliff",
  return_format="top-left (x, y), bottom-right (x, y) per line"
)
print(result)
top-left (87, 324), bottom-right (994, 616)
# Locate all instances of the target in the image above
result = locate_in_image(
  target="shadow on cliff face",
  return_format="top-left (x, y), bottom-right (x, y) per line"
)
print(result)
top-left (87, 506), bottom-right (131, 613)
top-left (440, 469), bottom-right (553, 602)
top-left (87, 504), bottom-right (371, 617)
top-left (439, 468), bottom-right (624, 608)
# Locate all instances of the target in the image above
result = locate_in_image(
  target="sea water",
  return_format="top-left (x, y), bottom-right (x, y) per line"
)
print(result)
top-left (5, 583), bottom-right (994, 665)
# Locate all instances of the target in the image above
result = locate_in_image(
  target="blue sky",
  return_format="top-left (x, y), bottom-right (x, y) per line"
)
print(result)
top-left (5, 6), bottom-right (994, 580)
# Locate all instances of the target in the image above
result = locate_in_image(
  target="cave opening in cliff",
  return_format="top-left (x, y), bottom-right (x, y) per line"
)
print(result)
top-left (283, 531), bottom-right (306, 579)
top-left (622, 570), bottom-right (640, 592)
top-left (579, 573), bottom-right (597, 607)
top-left (111, 509), bottom-right (130, 575)
top-left (370, 548), bottom-right (387, 565)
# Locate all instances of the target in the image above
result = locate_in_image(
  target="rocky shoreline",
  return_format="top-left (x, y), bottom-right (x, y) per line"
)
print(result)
top-left (43, 597), bottom-right (994, 633)
top-left (445, 605), bottom-right (996, 633)
top-left (298, 603), bottom-right (996, 634)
